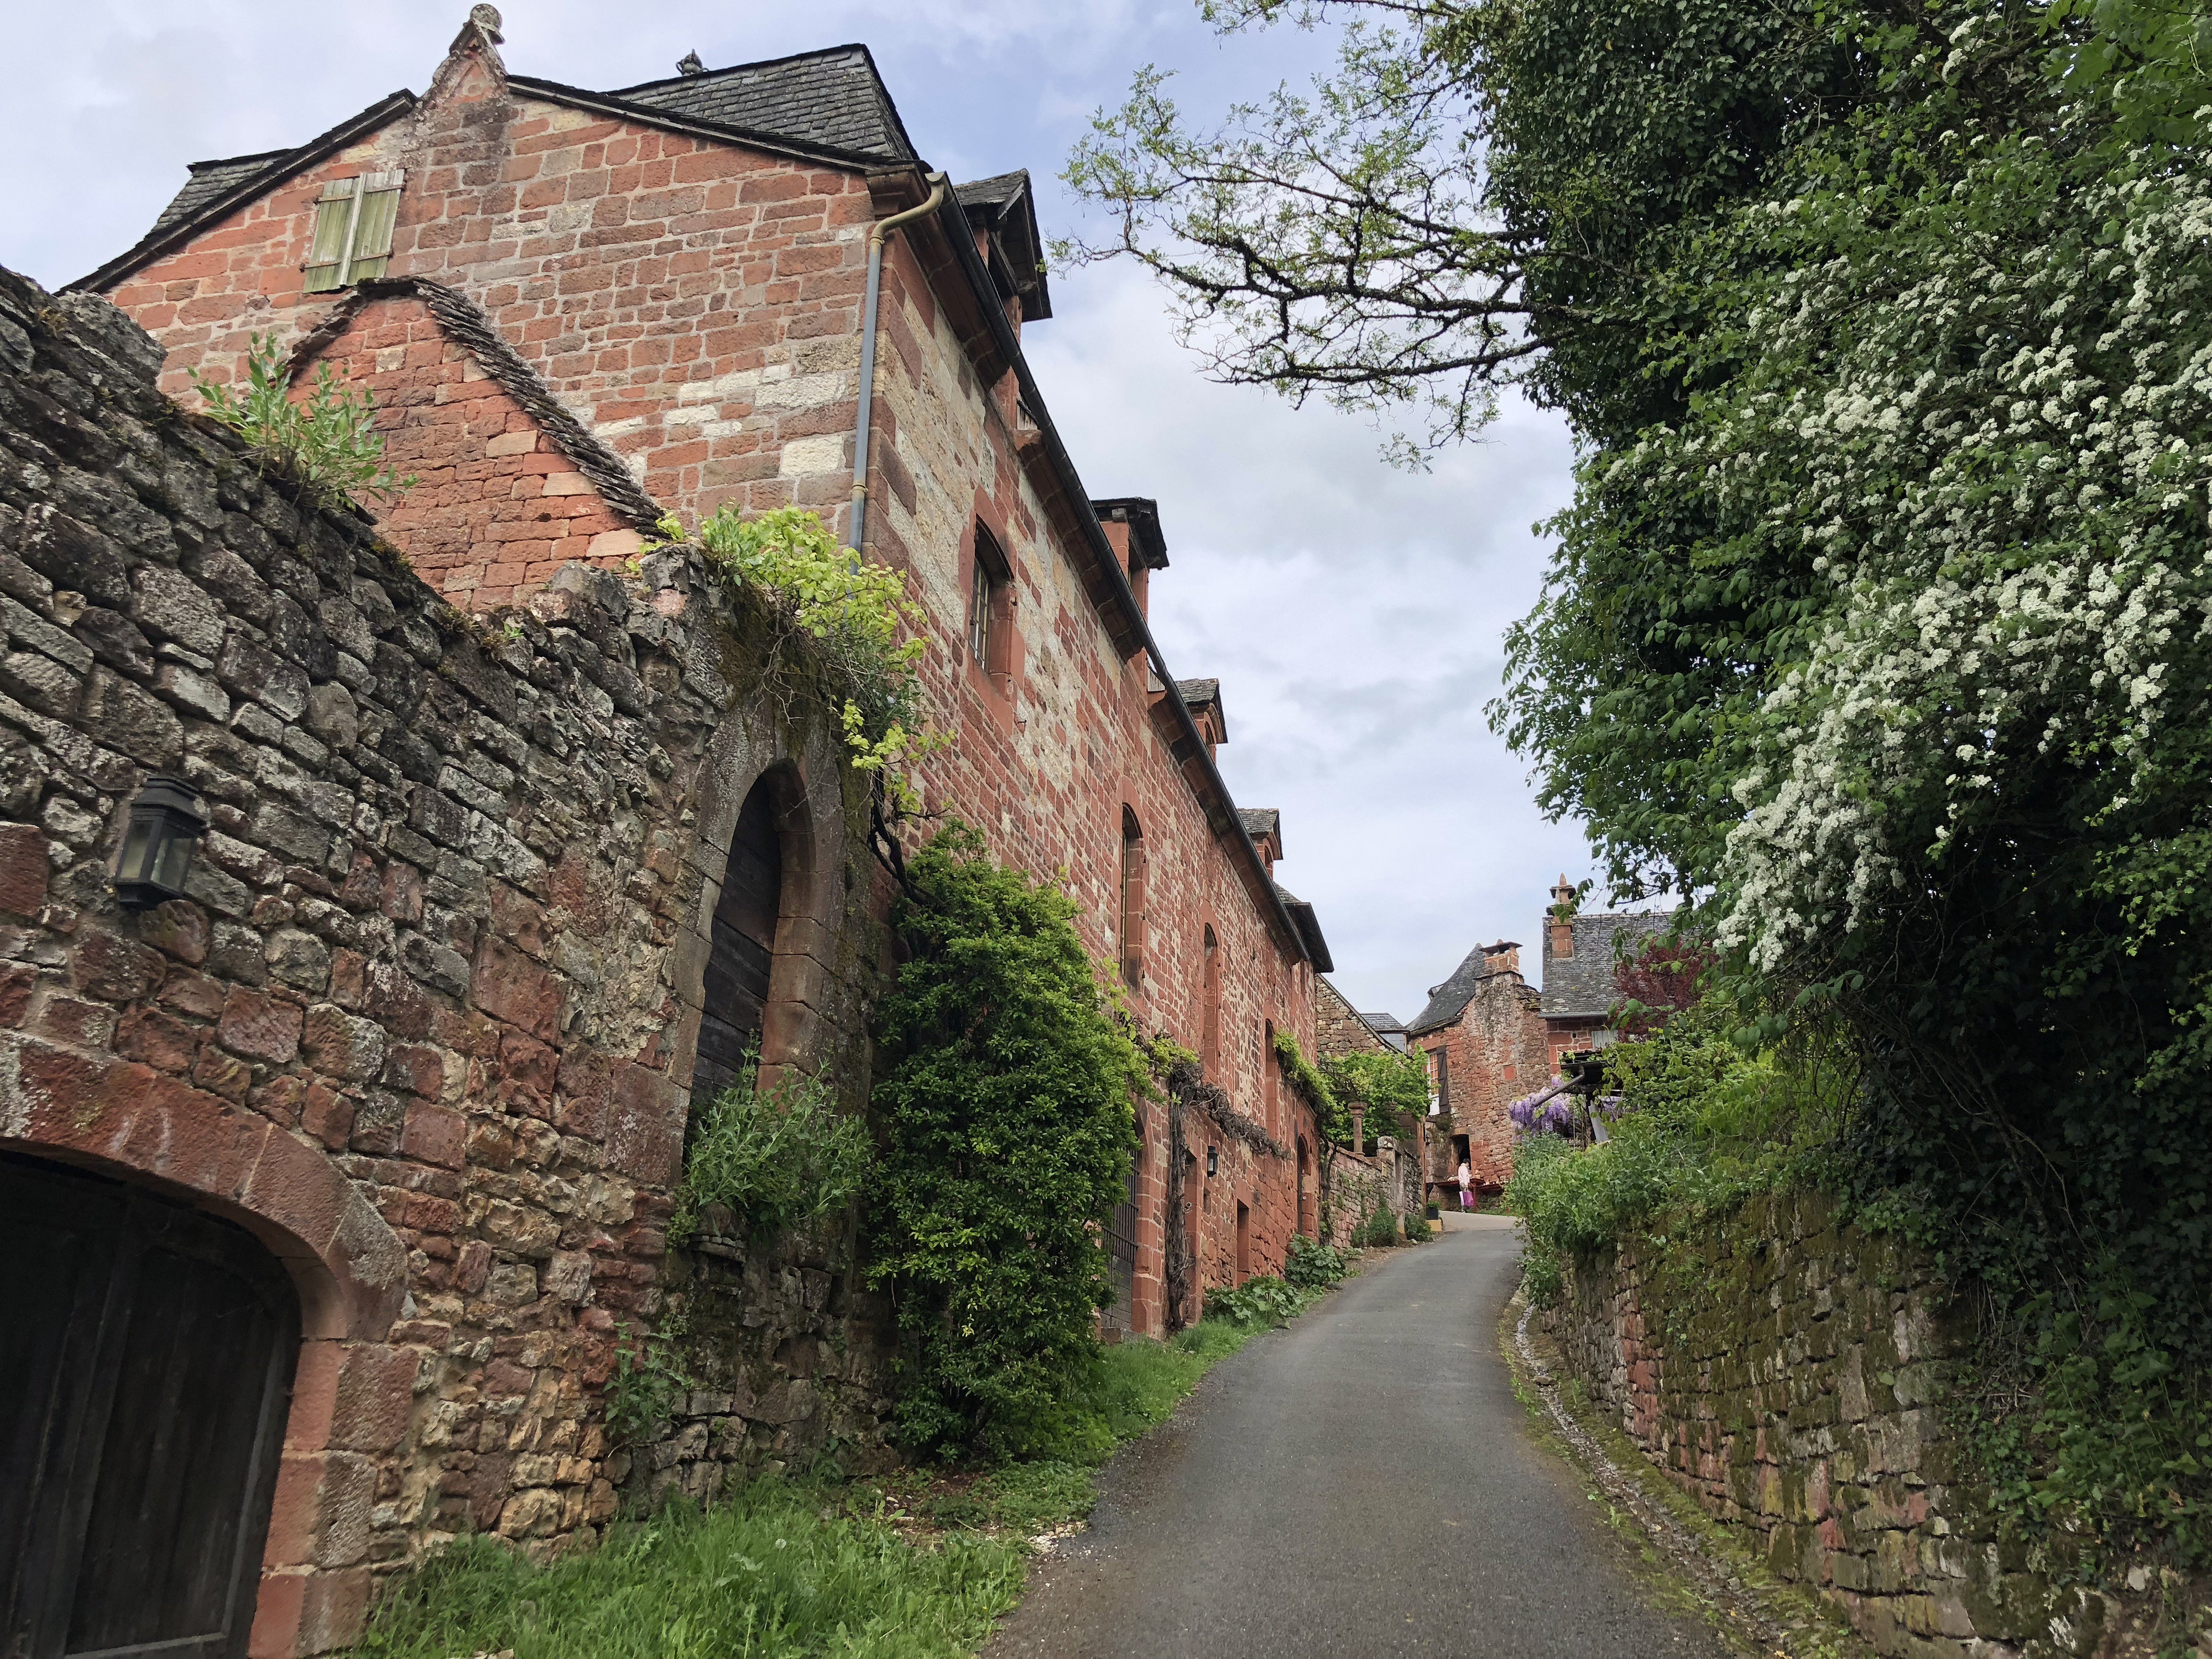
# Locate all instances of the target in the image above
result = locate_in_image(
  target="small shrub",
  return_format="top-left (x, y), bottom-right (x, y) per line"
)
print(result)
top-left (1204, 1275), bottom-right (1304, 1328)
top-left (668, 1057), bottom-right (873, 1248)
top-left (1358, 1205), bottom-right (1399, 1248)
top-left (190, 332), bottom-right (414, 504)
top-left (603, 1322), bottom-right (691, 1448)
top-left (1284, 1233), bottom-right (1349, 1291)
top-left (1403, 1210), bottom-right (1433, 1243)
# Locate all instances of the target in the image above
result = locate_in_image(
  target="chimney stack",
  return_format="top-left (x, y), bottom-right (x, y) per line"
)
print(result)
top-left (1549, 874), bottom-right (1576, 959)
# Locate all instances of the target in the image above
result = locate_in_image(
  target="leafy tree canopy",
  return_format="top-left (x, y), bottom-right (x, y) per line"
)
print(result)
top-left (1072, 0), bottom-right (2212, 1564)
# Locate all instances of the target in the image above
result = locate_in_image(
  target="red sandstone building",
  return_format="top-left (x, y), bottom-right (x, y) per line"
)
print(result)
top-left (1405, 885), bottom-right (1673, 1206)
top-left (0, 13), bottom-right (1334, 1652)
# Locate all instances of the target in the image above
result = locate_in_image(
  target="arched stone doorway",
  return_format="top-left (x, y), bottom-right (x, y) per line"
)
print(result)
top-left (690, 763), bottom-right (815, 1109)
top-left (2, 1150), bottom-right (299, 1658)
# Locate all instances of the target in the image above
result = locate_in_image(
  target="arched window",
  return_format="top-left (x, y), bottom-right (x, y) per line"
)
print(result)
top-left (693, 767), bottom-right (808, 1107)
top-left (1264, 1018), bottom-right (1278, 1139)
top-left (1201, 925), bottom-right (1220, 1079)
top-left (1119, 808), bottom-right (1146, 991)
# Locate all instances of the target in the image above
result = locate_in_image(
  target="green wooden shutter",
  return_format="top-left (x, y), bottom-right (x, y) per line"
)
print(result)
top-left (302, 170), bottom-right (405, 291)
top-left (347, 170), bottom-right (404, 283)
top-left (302, 178), bottom-right (360, 293)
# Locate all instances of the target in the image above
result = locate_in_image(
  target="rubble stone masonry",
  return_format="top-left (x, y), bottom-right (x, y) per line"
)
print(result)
top-left (0, 269), bottom-right (893, 1653)
top-left (1545, 1190), bottom-right (2100, 1658)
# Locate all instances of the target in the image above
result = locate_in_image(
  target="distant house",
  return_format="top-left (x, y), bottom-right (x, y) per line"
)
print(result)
top-left (1406, 940), bottom-right (1551, 1198)
top-left (1538, 876), bottom-right (1678, 1067)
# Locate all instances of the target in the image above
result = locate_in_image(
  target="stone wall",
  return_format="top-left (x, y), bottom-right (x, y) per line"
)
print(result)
top-left (0, 267), bottom-right (890, 1651)
top-left (1543, 1190), bottom-right (2097, 1658)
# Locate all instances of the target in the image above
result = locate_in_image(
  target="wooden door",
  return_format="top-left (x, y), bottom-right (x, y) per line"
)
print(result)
top-left (1, 1151), bottom-right (299, 1659)
top-left (1100, 1149), bottom-right (1139, 1339)
top-left (692, 776), bottom-right (784, 1109)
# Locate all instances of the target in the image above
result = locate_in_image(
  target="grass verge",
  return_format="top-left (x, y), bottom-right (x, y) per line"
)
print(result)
top-left (350, 1301), bottom-right (1324, 1657)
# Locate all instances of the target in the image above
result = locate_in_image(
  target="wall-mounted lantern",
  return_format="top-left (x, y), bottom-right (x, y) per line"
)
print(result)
top-left (1206, 1145), bottom-right (1218, 1180)
top-left (112, 775), bottom-right (208, 910)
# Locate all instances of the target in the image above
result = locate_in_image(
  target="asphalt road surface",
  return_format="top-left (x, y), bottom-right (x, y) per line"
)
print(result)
top-left (984, 1218), bottom-right (1731, 1659)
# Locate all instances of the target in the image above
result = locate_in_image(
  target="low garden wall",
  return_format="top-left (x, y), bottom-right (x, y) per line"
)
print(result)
top-left (1542, 1190), bottom-right (2180, 1658)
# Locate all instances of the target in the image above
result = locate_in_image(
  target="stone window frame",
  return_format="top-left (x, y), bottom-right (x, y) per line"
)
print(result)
top-left (965, 518), bottom-right (1014, 698)
top-left (1118, 805), bottom-right (1146, 994)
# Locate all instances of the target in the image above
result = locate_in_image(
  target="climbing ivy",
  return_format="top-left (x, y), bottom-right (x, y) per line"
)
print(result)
top-left (868, 825), bottom-right (1149, 1460)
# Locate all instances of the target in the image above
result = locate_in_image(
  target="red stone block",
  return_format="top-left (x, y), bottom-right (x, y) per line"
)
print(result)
top-left (219, 985), bottom-right (304, 1066)
top-left (401, 1101), bottom-right (467, 1170)
top-left (0, 821), bottom-right (50, 916)
top-left (471, 936), bottom-right (561, 1041)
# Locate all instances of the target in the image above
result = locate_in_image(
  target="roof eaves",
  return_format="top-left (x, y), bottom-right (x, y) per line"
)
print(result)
top-left (505, 75), bottom-right (898, 171)
top-left (917, 185), bottom-right (1318, 969)
top-left (73, 90), bottom-right (420, 294)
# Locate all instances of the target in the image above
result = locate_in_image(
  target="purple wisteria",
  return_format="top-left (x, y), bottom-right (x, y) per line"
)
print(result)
top-left (1509, 1080), bottom-right (1575, 1135)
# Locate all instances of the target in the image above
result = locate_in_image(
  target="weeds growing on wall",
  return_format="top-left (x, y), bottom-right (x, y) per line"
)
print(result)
top-left (667, 1055), bottom-right (874, 1248)
top-left (869, 823), bottom-right (1148, 1460)
top-left (653, 505), bottom-right (948, 815)
top-left (1504, 1005), bottom-right (1858, 1310)
top-left (190, 332), bottom-right (415, 504)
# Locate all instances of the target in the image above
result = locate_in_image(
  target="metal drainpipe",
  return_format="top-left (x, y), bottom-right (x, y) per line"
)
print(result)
top-left (848, 171), bottom-right (947, 556)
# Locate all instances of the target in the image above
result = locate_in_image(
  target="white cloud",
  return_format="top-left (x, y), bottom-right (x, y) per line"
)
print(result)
top-left (0, 0), bottom-right (1599, 1018)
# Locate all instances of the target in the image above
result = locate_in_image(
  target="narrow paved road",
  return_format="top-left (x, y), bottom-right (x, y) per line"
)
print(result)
top-left (985, 1219), bottom-right (1730, 1659)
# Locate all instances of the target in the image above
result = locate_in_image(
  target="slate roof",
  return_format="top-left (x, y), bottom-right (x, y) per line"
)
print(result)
top-left (954, 169), bottom-right (1052, 321)
top-left (1238, 807), bottom-right (1280, 841)
top-left (1540, 911), bottom-right (1677, 1019)
top-left (608, 45), bottom-right (916, 162)
top-left (151, 150), bottom-right (294, 234)
top-left (1177, 678), bottom-right (1220, 707)
top-left (1408, 943), bottom-right (1503, 1035)
top-left (1359, 1011), bottom-right (1409, 1052)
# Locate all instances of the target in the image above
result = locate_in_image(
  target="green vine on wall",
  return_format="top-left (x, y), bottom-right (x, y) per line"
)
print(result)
top-left (652, 506), bottom-right (949, 833)
top-left (868, 823), bottom-right (1149, 1459)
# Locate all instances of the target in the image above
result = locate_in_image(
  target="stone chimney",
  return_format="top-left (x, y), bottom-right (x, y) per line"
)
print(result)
top-left (1549, 874), bottom-right (1576, 959)
top-left (1485, 940), bottom-right (1521, 976)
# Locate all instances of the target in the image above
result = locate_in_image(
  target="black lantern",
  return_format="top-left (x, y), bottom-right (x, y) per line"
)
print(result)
top-left (1206, 1145), bottom-right (1218, 1179)
top-left (112, 775), bottom-right (208, 909)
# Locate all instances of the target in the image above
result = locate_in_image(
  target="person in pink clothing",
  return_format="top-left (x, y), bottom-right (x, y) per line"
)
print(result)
top-left (1457, 1160), bottom-right (1474, 1212)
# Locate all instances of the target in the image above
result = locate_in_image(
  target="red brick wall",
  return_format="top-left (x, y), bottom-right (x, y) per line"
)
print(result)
top-left (101, 28), bottom-right (1318, 1348)
top-left (298, 294), bottom-right (641, 606)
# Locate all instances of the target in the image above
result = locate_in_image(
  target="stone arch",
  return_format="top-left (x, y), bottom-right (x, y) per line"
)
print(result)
top-left (1200, 923), bottom-right (1222, 1081)
top-left (0, 1037), bottom-right (405, 1343)
top-left (0, 1037), bottom-right (412, 1656)
top-left (670, 709), bottom-right (848, 1102)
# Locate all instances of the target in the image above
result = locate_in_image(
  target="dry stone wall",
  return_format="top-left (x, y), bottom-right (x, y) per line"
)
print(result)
top-left (0, 267), bottom-right (889, 1650)
top-left (1542, 1190), bottom-right (2167, 1659)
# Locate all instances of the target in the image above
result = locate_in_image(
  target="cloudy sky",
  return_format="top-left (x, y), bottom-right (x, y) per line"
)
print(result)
top-left (0, 0), bottom-right (1609, 1022)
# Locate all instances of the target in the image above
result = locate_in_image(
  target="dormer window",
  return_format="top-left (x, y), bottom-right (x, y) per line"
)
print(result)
top-left (305, 171), bottom-right (404, 293)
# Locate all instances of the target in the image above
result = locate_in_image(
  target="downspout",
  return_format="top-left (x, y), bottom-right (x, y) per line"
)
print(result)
top-left (849, 171), bottom-right (948, 556)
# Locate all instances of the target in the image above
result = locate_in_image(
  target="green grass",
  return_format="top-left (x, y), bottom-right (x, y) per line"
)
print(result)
top-left (352, 1479), bottom-right (1026, 1659)
top-left (350, 1315), bottom-right (1289, 1657)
